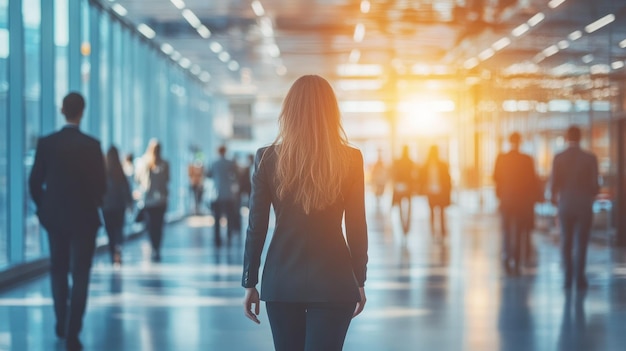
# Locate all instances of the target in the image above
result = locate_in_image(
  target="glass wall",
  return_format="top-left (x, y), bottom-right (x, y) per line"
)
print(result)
top-left (0, 0), bottom-right (214, 273)
top-left (0, 0), bottom-right (8, 268)
top-left (23, 0), bottom-right (42, 261)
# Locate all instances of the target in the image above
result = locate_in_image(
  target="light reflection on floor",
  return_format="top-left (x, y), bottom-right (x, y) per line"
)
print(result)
top-left (0, 194), bottom-right (625, 350)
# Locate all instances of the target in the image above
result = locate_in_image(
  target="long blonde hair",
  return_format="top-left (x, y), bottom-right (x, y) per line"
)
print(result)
top-left (273, 75), bottom-right (351, 214)
top-left (144, 138), bottom-right (162, 170)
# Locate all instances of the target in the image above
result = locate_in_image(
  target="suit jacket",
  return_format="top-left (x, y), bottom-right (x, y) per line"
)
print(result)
top-left (550, 145), bottom-right (599, 214)
top-left (242, 145), bottom-right (368, 303)
top-left (493, 150), bottom-right (539, 216)
top-left (28, 126), bottom-right (106, 234)
top-left (207, 157), bottom-right (239, 201)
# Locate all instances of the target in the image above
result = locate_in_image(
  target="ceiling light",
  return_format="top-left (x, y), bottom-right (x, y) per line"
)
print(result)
top-left (557, 40), bottom-right (569, 49)
top-left (353, 23), bottom-right (365, 42)
top-left (251, 0), bottom-right (265, 17)
top-left (199, 72), bottom-right (211, 82)
top-left (478, 48), bottom-right (495, 61)
top-left (276, 65), bottom-right (287, 76)
top-left (268, 44), bottom-right (280, 58)
top-left (337, 64), bottom-right (382, 76)
top-left (228, 61), bottom-right (240, 71)
top-left (585, 14), bottom-right (615, 33)
top-left (360, 0), bottom-right (371, 14)
top-left (137, 24), bottom-right (156, 39)
top-left (190, 65), bottom-right (202, 75)
top-left (463, 58), bottom-right (479, 69)
top-left (582, 54), bottom-right (594, 63)
top-left (543, 45), bottom-right (559, 57)
top-left (527, 13), bottom-right (545, 27)
top-left (179, 58), bottom-right (191, 69)
top-left (492, 37), bottom-right (511, 51)
top-left (170, 0), bottom-right (185, 10)
top-left (619, 39), bottom-right (626, 48)
top-left (170, 51), bottom-right (182, 61)
top-left (349, 49), bottom-right (360, 63)
top-left (548, 0), bottom-right (566, 8)
top-left (590, 64), bottom-right (610, 74)
top-left (259, 17), bottom-right (274, 37)
top-left (611, 61), bottom-right (625, 70)
top-left (218, 52), bottom-right (231, 62)
top-left (512, 23), bottom-right (529, 37)
top-left (210, 42), bottom-right (223, 53)
top-left (533, 53), bottom-right (546, 63)
top-left (568, 30), bottom-right (582, 41)
top-left (182, 9), bottom-right (202, 28)
top-left (160, 43), bottom-right (174, 55)
top-left (197, 25), bottom-right (211, 39)
top-left (111, 4), bottom-right (128, 16)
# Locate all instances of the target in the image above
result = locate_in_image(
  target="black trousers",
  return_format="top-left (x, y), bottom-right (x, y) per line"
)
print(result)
top-left (145, 205), bottom-right (167, 255)
top-left (103, 208), bottom-right (125, 261)
top-left (559, 208), bottom-right (593, 285)
top-left (47, 228), bottom-right (97, 339)
top-left (265, 301), bottom-right (356, 351)
top-left (212, 199), bottom-right (237, 244)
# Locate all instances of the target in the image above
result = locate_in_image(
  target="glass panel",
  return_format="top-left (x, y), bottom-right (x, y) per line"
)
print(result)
top-left (23, 0), bottom-right (42, 261)
top-left (55, 0), bottom-right (69, 129)
top-left (0, 0), bottom-right (9, 268)
top-left (99, 11), bottom-right (109, 147)
top-left (80, 0), bottom-right (89, 114)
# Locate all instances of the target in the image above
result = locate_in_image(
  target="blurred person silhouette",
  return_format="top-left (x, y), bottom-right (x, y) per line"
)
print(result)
top-left (102, 146), bottom-right (133, 266)
top-left (28, 92), bottom-right (106, 351)
top-left (242, 75), bottom-right (368, 351)
top-left (207, 145), bottom-right (239, 246)
top-left (550, 126), bottom-right (599, 290)
top-left (418, 145), bottom-right (451, 241)
top-left (238, 153), bottom-right (255, 208)
top-left (493, 132), bottom-right (541, 275)
top-left (369, 149), bottom-right (388, 207)
top-left (188, 159), bottom-right (205, 215)
top-left (136, 139), bottom-right (170, 262)
top-left (391, 145), bottom-right (416, 236)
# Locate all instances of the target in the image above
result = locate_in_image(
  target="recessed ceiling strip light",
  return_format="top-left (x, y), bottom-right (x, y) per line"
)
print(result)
top-left (210, 42), bottom-right (223, 53)
top-left (548, 0), bottom-right (567, 9)
top-left (251, 0), bottom-right (265, 17)
top-left (478, 48), bottom-right (495, 61)
top-left (182, 9), bottom-right (202, 28)
top-left (568, 30), bottom-right (582, 41)
top-left (463, 58), bottom-right (479, 69)
top-left (611, 61), bottom-right (624, 70)
top-left (111, 4), bottom-right (127, 16)
top-left (360, 0), bottom-right (370, 14)
top-left (354, 23), bottom-right (365, 42)
top-left (512, 23), bottom-right (529, 37)
top-left (619, 39), bottom-right (626, 48)
top-left (542, 45), bottom-right (559, 57)
top-left (492, 37), bottom-right (511, 51)
top-left (197, 25), bottom-right (211, 39)
top-left (585, 14), bottom-right (615, 33)
top-left (349, 49), bottom-right (361, 63)
top-left (557, 40), bottom-right (569, 49)
top-left (170, 0), bottom-right (185, 10)
top-left (137, 24), bottom-right (156, 39)
top-left (161, 43), bottom-right (174, 55)
top-left (527, 13), bottom-right (545, 27)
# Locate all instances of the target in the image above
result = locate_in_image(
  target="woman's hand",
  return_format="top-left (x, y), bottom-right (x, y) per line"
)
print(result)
top-left (243, 288), bottom-right (261, 324)
top-left (352, 287), bottom-right (366, 318)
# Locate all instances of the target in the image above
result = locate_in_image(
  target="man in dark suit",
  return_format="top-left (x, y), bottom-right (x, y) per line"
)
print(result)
top-left (493, 132), bottom-right (540, 275)
top-left (29, 92), bottom-right (106, 351)
top-left (551, 126), bottom-right (599, 290)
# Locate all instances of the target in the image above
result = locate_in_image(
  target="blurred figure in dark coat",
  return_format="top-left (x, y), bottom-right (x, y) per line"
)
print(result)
top-left (419, 145), bottom-right (452, 241)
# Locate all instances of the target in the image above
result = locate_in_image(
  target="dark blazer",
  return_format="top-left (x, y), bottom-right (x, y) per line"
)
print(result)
top-left (29, 126), bottom-right (106, 234)
top-left (550, 145), bottom-right (599, 214)
top-left (242, 145), bottom-right (368, 303)
top-left (493, 150), bottom-right (540, 215)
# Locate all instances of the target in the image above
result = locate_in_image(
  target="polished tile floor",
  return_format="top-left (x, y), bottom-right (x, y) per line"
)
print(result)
top-left (1, 194), bottom-right (625, 351)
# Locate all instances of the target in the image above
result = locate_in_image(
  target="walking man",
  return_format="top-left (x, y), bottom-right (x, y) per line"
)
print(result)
top-left (207, 145), bottom-right (240, 246)
top-left (493, 132), bottom-right (540, 275)
top-left (29, 92), bottom-right (106, 350)
top-left (550, 126), bottom-right (599, 289)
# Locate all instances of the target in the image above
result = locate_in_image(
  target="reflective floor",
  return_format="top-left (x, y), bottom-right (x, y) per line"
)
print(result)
top-left (1, 194), bottom-right (625, 351)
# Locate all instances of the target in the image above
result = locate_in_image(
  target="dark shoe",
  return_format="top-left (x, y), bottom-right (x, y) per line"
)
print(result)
top-left (66, 337), bottom-right (83, 351)
top-left (151, 252), bottom-right (161, 262)
top-left (577, 278), bottom-right (589, 290)
top-left (55, 323), bottom-right (65, 339)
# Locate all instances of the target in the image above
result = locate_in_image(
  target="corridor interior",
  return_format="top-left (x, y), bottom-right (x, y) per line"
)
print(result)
top-left (0, 193), bottom-right (625, 351)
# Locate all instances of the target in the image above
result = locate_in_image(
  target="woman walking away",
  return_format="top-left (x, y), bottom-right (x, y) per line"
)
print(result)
top-left (136, 139), bottom-right (170, 262)
top-left (242, 75), bottom-right (368, 351)
top-left (102, 146), bottom-right (133, 266)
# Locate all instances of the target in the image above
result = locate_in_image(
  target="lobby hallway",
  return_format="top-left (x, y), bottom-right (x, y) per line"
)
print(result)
top-left (0, 194), bottom-right (625, 351)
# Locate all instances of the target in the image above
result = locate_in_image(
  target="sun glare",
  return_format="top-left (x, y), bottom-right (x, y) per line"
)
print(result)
top-left (397, 99), bottom-right (454, 136)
